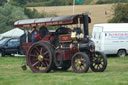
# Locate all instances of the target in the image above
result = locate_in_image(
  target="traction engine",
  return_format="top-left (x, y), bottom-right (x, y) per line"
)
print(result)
top-left (14, 14), bottom-right (107, 73)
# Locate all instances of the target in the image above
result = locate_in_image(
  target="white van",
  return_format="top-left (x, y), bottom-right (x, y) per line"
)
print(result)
top-left (92, 23), bottom-right (128, 57)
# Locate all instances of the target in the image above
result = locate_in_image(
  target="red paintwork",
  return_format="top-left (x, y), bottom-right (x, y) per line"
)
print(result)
top-left (23, 42), bottom-right (32, 54)
top-left (23, 32), bottom-right (74, 61)
top-left (59, 34), bottom-right (71, 42)
top-left (63, 50), bottom-right (73, 60)
top-left (56, 50), bottom-right (72, 61)
top-left (23, 33), bottom-right (54, 55)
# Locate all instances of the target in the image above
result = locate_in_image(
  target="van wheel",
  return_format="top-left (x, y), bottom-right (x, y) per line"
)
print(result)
top-left (117, 50), bottom-right (126, 57)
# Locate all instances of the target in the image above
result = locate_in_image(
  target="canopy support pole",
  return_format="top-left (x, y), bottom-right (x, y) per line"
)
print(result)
top-left (73, 0), bottom-right (75, 14)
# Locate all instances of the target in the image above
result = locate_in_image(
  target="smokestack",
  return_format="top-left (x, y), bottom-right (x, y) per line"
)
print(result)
top-left (83, 15), bottom-right (89, 37)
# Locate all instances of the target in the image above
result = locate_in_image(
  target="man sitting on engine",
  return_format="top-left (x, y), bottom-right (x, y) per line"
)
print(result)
top-left (30, 27), bottom-right (39, 43)
top-left (39, 26), bottom-right (49, 38)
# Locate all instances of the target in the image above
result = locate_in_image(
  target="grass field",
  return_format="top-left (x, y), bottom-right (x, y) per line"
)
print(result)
top-left (0, 56), bottom-right (128, 85)
top-left (29, 4), bottom-right (114, 34)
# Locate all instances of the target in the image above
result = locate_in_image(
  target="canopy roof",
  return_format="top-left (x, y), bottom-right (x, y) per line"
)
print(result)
top-left (14, 14), bottom-right (91, 28)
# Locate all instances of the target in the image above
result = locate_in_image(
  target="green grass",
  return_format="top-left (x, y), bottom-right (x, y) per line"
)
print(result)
top-left (0, 56), bottom-right (128, 85)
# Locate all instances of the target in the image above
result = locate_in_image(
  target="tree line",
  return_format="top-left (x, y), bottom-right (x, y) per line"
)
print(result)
top-left (1, 0), bottom-right (128, 7)
top-left (7, 0), bottom-right (128, 7)
top-left (0, 3), bottom-right (56, 33)
top-left (9, 0), bottom-right (92, 7)
top-left (96, 0), bottom-right (128, 4)
top-left (0, 0), bottom-right (128, 33)
top-left (109, 3), bottom-right (128, 23)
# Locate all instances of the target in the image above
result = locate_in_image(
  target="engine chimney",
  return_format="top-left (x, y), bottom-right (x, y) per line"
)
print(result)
top-left (83, 15), bottom-right (90, 37)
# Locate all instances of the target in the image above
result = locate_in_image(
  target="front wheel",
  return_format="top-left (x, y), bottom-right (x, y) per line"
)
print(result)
top-left (72, 52), bottom-right (90, 73)
top-left (90, 51), bottom-right (107, 72)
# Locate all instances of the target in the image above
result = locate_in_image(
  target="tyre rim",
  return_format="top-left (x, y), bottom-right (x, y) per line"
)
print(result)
top-left (73, 55), bottom-right (86, 72)
top-left (28, 44), bottom-right (51, 72)
top-left (91, 53), bottom-right (104, 70)
top-left (119, 51), bottom-right (125, 57)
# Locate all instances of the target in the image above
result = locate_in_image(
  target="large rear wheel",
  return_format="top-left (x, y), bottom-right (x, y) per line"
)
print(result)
top-left (90, 51), bottom-right (107, 72)
top-left (72, 52), bottom-right (90, 73)
top-left (27, 42), bottom-right (53, 73)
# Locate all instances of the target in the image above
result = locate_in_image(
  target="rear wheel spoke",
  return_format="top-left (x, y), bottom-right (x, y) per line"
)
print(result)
top-left (40, 48), bottom-right (43, 55)
top-left (43, 51), bottom-right (49, 56)
top-left (34, 47), bottom-right (40, 55)
top-left (32, 61), bottom-right (39, 67)
top-left (43, 58), bottom-right (49, 61)
top-left (34, 50), bottom-right (39, 55)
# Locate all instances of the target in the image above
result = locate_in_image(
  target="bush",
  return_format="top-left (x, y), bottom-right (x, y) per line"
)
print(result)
top-left (0, 0), bottom-right (7, 6)
top-left (0, 3), bottom-right (57, 33)
top-left (24, 8), bottom-right (57, 18)
top-left (0, 4), bottom-right (28, 33)
top-left (25, 1), bottom-right (52, 7)
top-left (109, 3), bottom-right (128, 23)
top-left (96, 0), bottom-right (128, 4)
top-left (96, 0), bottom-right (104, 4)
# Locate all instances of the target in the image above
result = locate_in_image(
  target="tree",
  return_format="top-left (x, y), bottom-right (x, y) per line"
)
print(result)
top-left (0, 3), bottom-right (57, 33)
top-left (109, 4), bottom-right (128, 23)
top-left (0, 0), bottom-right (7, 6)
top-left (16, 0), bottom-right (27, 5)
top-left (24, 8), bottom-right (57, 18)
top-left (10, 0), bottom-right (27, 6)
top-left (24, 8), bottom-right (41, 18)
top-left (0, 4), bottom-right (28, 33)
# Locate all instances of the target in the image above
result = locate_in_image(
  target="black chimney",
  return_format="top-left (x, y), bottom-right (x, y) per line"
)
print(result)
top-left (83, 15), bottom-right (89, 37)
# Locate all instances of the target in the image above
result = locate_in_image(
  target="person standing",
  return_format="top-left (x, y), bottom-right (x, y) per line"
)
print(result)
top-left (30, 27), bottom-right (39, 43)
top-left (105, 11), bottom-right (107, 15)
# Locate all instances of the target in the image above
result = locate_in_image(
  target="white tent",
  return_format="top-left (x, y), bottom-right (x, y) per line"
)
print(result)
top-left (1, 28), bottom-right (24, 39)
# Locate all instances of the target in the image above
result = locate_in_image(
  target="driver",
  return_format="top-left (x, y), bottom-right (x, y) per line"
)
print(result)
top-left (30, 26), bottom-right (49, 43)
top-left (30, 27), bottom-right (39, 43)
